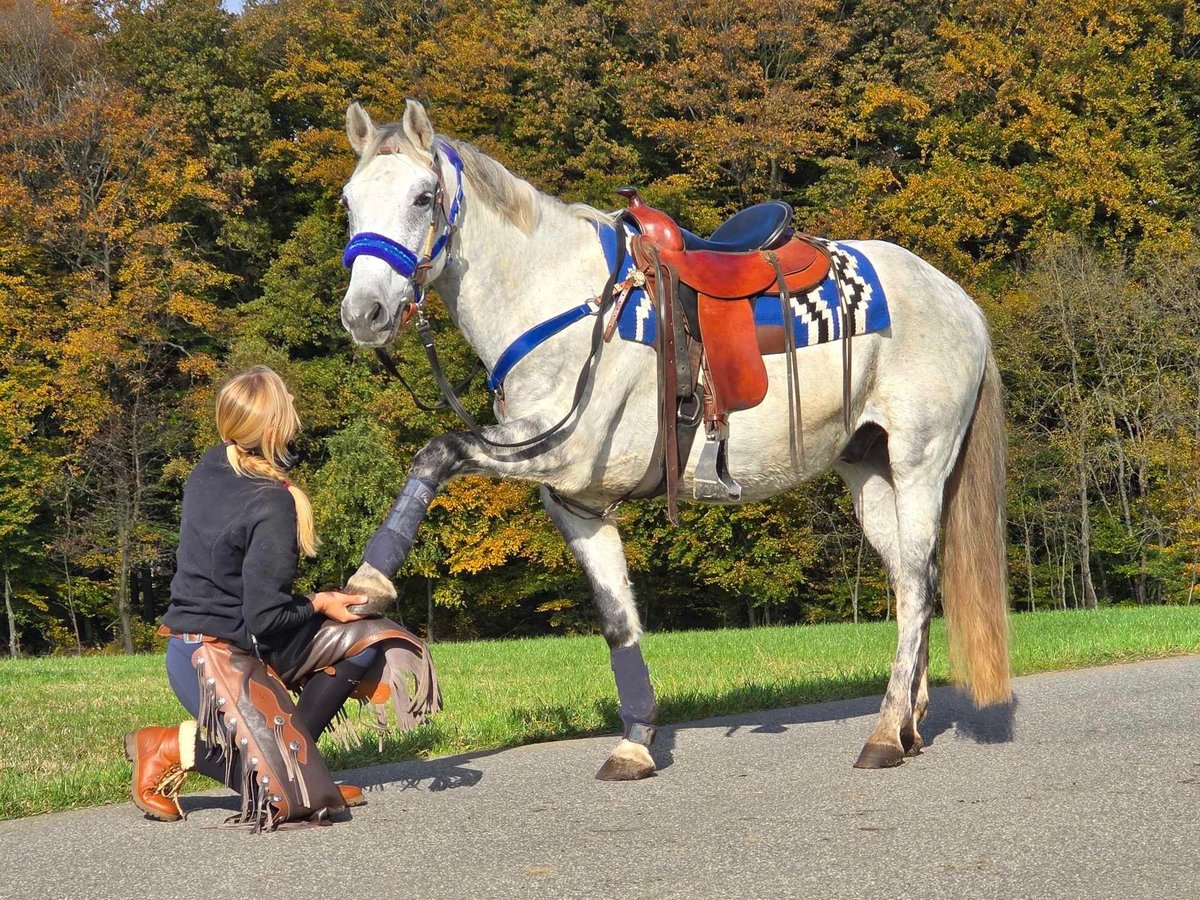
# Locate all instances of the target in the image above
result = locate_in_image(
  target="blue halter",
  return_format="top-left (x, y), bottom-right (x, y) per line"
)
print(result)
top-left (343, 139), bottom-right (621, 400)
top-left (342, 139), bottom-right (465, 291)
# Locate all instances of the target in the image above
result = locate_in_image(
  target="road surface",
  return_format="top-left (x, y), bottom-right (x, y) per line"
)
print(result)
top-left (2, 655), bottom-right (1198, 899)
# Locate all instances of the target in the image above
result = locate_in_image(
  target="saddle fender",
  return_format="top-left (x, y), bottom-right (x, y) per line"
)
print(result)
top-left (697, 295), bottom-right (768, 414)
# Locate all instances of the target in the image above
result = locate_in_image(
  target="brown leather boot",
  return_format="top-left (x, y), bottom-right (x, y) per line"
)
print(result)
top-left (123, 721), bottom-right (196, 821)
top-left (338, 784), bottom-right (366, 808)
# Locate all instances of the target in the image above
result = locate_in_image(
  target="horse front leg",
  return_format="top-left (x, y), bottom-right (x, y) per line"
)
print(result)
top-left (346, 418), bottom-right (555, 607)
top-left (542, 489), bottom-right (658, 781)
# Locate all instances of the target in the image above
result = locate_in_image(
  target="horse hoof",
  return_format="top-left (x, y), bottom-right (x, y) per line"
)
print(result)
top-left (595, 739), bottom-right (655, 781)
top-left (345, 562), bottom-right (397, 615)
top-left (853, 742), bottom-right (906, 769)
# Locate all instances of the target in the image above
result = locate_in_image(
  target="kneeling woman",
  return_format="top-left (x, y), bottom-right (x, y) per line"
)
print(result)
top-left (126, 366), bottom-right (439, 830)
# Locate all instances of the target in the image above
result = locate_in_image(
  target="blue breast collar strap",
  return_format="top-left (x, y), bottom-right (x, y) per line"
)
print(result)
top-left (486, 301), bottom-right (598, 393)
top-left (486, 220), bottom-right (628, 394)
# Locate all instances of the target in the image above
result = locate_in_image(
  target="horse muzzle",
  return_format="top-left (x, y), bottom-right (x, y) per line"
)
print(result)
top-left (341, 295), bottom-right (401, 347)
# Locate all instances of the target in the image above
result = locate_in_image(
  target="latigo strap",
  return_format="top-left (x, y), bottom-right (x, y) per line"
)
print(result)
top-left (191, 640), bottom-right (345, 831)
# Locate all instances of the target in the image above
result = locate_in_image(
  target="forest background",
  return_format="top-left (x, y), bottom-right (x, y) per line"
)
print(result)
top-left (1, 0), bottom-right (1197, 655)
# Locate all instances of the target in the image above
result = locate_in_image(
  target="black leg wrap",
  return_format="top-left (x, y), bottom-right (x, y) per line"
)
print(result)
top-left (362, 476), bottom-right (438, 578)
top-left (611, 643), bottom-right (658, 745)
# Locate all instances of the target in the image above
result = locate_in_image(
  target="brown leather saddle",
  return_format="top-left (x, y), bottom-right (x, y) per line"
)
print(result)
top-left (613, 188), bottom-right (832, 515)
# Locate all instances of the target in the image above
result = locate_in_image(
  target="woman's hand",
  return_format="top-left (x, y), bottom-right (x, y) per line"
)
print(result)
top-left (311, 591), bottom-right (368, 623)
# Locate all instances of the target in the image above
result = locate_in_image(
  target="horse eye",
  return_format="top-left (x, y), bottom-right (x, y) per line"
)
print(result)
top-left (337, 193), bottom-right (348, 208)
top-left (414, 191), bottom-right (434, 208)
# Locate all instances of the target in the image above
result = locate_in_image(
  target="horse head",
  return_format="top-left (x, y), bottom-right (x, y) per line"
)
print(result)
top-left (339, 100), bottom-right (464, 347)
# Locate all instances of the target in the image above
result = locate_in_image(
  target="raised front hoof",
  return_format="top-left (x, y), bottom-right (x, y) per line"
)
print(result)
top-left (595, 739), bottom-right (656, 782)
top-left (853, 741), bottom-right (906, 770)
top-left (345, 562), bottom-right (398, 615)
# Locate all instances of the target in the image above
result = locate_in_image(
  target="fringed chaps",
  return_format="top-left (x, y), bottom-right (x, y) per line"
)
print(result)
top-left (277, 618), bottom-right (442, 750)
top-left (190, 640), bottom-right (345, 832)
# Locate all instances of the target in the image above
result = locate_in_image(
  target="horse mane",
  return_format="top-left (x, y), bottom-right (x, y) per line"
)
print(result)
top-left (358, 123), bottom-right (614, 234)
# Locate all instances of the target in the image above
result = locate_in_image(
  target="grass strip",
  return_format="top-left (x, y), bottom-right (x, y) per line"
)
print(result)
top-left (1, 605), bottom-right (1197, 820)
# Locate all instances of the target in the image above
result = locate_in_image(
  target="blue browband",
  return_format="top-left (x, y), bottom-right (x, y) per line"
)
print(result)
top-left (342, 139), bottom-right (465, 282)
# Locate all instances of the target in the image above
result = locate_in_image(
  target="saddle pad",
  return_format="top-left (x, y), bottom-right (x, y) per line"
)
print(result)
top-left (596, 222), bottom-right (890, 348)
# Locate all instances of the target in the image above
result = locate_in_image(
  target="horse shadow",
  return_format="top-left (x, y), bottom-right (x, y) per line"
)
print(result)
top-left (643, 679), bottom-right (1018, 773)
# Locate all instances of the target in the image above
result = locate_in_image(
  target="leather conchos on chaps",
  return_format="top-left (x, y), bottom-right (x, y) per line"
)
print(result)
top-left (191, 640), bottom-right (345, 831)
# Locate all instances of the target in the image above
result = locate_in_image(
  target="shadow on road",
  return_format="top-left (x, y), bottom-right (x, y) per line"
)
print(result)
top-left (646, 681), bottom-right (1018, 772)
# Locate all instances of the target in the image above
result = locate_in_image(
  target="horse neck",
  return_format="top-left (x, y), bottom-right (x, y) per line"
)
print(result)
top-left (435, 187), bottom-right (610, 376)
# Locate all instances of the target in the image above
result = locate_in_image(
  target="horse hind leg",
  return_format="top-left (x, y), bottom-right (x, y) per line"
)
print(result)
top-left (837, 431), bottom-right (939, 769)
top-left (541, 488), bottom-right (657, 782)
top-left (901, 619), bottom-right (931, 756)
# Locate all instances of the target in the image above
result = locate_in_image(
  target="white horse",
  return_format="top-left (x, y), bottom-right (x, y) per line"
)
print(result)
top-left (340, 100), bottom-right (1010, 780)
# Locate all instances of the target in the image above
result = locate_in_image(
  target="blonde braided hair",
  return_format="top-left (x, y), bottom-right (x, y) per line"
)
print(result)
top-left (215, 366), bottom-right (318, 557)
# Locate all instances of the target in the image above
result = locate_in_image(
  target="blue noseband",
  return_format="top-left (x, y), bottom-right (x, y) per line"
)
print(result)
top-left (342, 139), bottom-right (465, 285)
top-left (342, 232), bottom-right (419, 277)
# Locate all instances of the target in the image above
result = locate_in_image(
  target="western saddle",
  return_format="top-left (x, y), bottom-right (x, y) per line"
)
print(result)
top-left (612, 188), bottom-right (833, 521)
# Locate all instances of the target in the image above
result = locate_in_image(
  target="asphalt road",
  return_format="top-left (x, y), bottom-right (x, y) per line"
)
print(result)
top-left (3, 655), bottom-right (1198, 900)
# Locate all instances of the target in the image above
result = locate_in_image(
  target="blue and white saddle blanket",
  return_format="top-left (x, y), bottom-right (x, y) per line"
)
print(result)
top-left (595, 221), bottom-right (890, 347)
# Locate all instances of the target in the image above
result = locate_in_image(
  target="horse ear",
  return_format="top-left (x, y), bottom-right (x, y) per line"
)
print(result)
top-left (346, 102), bottom-right (374, 157)
top-left (402, 99), bottom-right (435, 155)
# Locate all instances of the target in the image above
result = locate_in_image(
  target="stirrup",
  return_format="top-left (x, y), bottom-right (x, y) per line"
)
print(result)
top-left (693, 438), bottom-right (741, 501)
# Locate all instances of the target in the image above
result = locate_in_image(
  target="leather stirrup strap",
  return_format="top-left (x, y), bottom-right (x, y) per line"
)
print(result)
top-left (765, 250), bottom-right (805, 463)
top-left (647, 245), bottom-right (681, 525)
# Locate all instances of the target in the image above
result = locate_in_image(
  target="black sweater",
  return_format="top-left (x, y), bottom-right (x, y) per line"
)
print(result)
top-left (163, 445), bottom-right (318, 655)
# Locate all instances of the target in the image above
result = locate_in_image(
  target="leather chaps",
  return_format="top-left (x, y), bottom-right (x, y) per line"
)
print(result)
top-left (181, 617), bottom-right (441, 831)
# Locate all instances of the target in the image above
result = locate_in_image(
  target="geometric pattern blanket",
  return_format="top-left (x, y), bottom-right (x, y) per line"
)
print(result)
top-left (596, 221), bottom-right (891, 348)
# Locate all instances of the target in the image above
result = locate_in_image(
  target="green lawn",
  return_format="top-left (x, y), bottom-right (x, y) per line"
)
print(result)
top-left (2, 605), bottom-right (1198, 820)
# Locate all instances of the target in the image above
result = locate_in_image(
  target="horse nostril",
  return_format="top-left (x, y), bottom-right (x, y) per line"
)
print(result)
top-left (368, 302), bottom-right (389, 329)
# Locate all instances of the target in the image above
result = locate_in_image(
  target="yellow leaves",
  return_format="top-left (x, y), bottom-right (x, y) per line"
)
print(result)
top-left (427, 477), bottom-right (570, 577)
top-left (177, 353), bottom-right (219, 381)
top-left (860, 84), bottom-right (931, 122)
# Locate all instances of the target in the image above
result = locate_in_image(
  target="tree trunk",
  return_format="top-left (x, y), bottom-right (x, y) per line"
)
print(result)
top-left (426, 577), bottom-right (434, 643)
top-left (62, 549), bottom-right (82, 655)
top-left (1135, 458), bottom-right (1150, 604)
top-left (140, 564), bottom-right (155, 622)
top-left (117, 531), bottom-right (134, 653)
top-left (4, 566), bottom-right (18, 657)
top-left (1078, 462), bottom-right (1098, 609)
top-left (1187, 554), bottom-right (1198, 605)
top-left (852, 533), bottom-right (864, 625)
top-left (746, 599), bottom-right (757, 628)
top-left (1021, 511), bottom-right (1036, 612)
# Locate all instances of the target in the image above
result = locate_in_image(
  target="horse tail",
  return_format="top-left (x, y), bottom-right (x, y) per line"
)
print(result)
top-left (941, 344), bottom-right (1011, 707)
